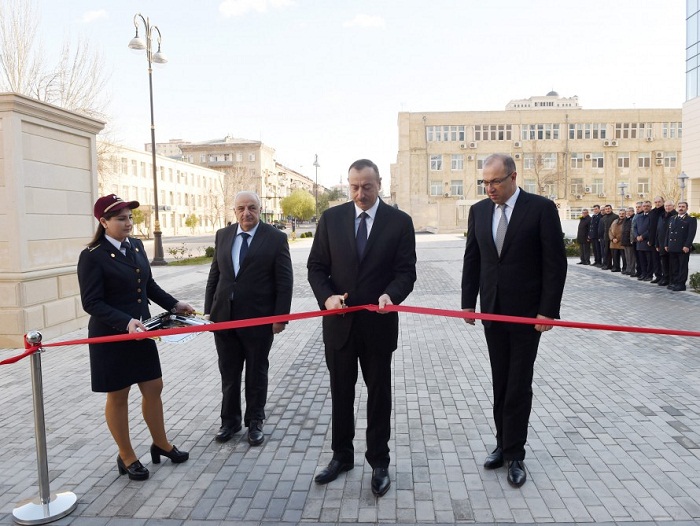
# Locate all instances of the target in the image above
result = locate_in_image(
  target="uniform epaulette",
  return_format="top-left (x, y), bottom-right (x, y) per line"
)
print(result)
top-left (88, 244), bottom-right (101, 252)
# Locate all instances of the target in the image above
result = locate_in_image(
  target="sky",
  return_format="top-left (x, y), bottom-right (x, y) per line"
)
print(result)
top-left (33, 0), bottom-right (686, 189)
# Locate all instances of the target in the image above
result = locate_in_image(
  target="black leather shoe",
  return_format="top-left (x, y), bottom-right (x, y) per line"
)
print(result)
top-left (629, 273), bottom-right (638, 277)
top-left (600, 266), bottom-right (609, 270)
top-left (117, 455), bottom-right (149, 481)
top-left (658, 280), bottom-right (669, 286)
top-left (314, 459), bottom-right (354, 484)
top-left (643, 276), bottom-right (653, 281)
top-left (507, 460), bottom-right (526, 487)
top-left (484, 447), bottom-right (504, 469)
top-left (215, 424), bottom-right (242, 443)
top-left (670, 285), bottom-right (686, 291)
top-left (651, 277), bottom-right (661, 283)
top-left (611, 268), bottom-right (621, 272)
top-left (371, 467), bottom-right (391, 496)
top-left (150, 444), bottom-right (189, 464)
top-left (247, 420), bottom-right (264, 446)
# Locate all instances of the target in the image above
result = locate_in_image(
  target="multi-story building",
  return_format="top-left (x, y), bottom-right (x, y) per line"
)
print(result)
top-left (179, 136), bottom-right (318, 224)
top-left (391, 92), bottom-right (682, 233)
top-left (684, 4), bottom-right (700, 211)
top-left (98, 141), bottom-right (226, 236)
top-left (145, 138), bottom-right (191, 159)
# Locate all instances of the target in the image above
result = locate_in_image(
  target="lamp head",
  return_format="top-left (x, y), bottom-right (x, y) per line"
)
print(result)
top-left (128, 36), bottom-right (147, 51)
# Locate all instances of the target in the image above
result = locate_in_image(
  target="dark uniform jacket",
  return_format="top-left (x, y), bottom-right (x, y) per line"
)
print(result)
top-left (665, 214), bottom-right (698, 253)
top-left (78, 236), bottom-right (177, 335)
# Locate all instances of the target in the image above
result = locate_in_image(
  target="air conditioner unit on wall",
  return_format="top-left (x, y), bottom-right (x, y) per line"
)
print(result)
top-left (655, 151), bottom-right (663, 158)
top-left (639, 193), bottom-right (646, 198)
top-left (611, 140), bottom-right (619, 146)
top-left (655, 158), bottom-right (663, 166)
top-left (575, 194), bottom-right (583, 200)
top-left (604, 140), bottom-right (611, 147)
top-left (514, 153), bottom-right (522, 159)
top-left (467, 155), bottom-right (474, 161)
top-left (598, 193), bottom-right (606, 198)
top-left (625, 194), bottom-right (632, 199)
top-left (469, 141), bottom-right (477, 149)
top-left (514, 141), bottom-right (522, 148)
top-left (646, 137), bottom-right (654, 142)
top-left (584, 186), bottom-right (592, 193)
top-left (460, 144), bottom-right (467, 149)
top-left (584, 154), bottom-right (592, 160)
top-left (444, 192), bottom-right (450, 198)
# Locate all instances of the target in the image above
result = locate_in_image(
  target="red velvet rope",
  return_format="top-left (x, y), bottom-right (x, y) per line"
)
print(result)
top-left (2, 304), bottom-right (698, 366)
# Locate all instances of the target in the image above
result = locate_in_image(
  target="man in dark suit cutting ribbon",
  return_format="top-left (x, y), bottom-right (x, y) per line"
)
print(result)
top-left (307, 159), bottom-right (416, 497)
top-left (461, 154), bottom-right (567, 487)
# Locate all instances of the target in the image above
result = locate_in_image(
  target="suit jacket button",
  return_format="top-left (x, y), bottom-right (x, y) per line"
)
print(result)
top-left (137, 288), bottom-right (142, 293)
top-left (136, 268), bottom-right (140, 273)
top-left (137, 299), bottom-right (142, 303)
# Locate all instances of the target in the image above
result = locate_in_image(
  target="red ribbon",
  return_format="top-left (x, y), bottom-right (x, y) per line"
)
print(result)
top-left (2, 304), bottom-right (698, 366)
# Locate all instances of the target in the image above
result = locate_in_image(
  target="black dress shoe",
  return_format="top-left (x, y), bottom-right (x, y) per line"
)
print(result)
top-left (651, 277), bottom-right (661, 283)
top-left (150, 444), bottom-right (189, 464)
top-left (629, 273), bottom-right (638, 277)
top-left (314, 459), bottom-right (354, 484)
top-left (658, 280), bottom-right (669, 286)
top-left (600, 265), bottom-right (609, 270)
top-left (483, 447), bottom-right (504, 469)
top-left (670, 285), bottom-right (686, 291)
top-left (611, 268), bottom-right (621, 272)
top-left (507, 460), bottom-right (526, 487)
top-left (643, 276), bottom-right (653, 281)
top-left (247, 420), bottom-right (264, 446)
top-left (371, 467), bottom-right (391, 496)
top-left (215, 424), bottom-right (242, 443)
top-left (117, 455), bottom-right (149, 481)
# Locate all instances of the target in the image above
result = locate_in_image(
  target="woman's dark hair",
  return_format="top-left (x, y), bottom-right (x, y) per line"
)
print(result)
top-left (87, 209), bottom-right (122, 248)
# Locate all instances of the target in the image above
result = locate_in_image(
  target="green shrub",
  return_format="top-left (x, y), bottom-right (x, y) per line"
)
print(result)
top-left (690, 272), bottom-right (700, 293)
top-left (204, 246), bottom-right (215, 258)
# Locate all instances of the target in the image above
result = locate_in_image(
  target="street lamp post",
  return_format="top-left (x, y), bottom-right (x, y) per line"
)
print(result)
top-left (618, 182), bottom-right (628, 208)
top-left (679, 171), bottom-right (689, 202)
top-left (128, 13), bottom-right (168, 265)
top-left (313, 154), bottom-right (320, 221)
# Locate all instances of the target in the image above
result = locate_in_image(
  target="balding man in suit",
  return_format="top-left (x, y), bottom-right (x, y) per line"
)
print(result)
top-left (462, 154), bottom-right (567, 488)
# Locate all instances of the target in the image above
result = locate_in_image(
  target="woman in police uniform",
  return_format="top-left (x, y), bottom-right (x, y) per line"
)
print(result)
top-left (77, 194), bottom-right (194, 480)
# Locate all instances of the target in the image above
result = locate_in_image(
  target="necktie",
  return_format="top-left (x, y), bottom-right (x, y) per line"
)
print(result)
top-left (356, 212), bottom-right (368, 259)
top-left (495, 204), bottom-right (508, 256)
top-left (239, 232), bottom-right (250, 265)
top-left (120, 241), bottom-right (135, 263)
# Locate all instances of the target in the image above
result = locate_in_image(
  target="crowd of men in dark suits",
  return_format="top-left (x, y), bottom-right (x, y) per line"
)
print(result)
top-left (576, 198), bottom-right (698, 291)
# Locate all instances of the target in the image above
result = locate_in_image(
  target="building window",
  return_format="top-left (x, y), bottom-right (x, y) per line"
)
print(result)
top-left (121, 158), bottom-right (128, 174)
top-left (524, 179), bottom-right (537, 193)
top-left (568, 123), bottom-right (606, 140)
top-left (523, 154), bottom-right (535, 170)
top-left (592, 153), bottom-right (604, 168)
top-left (662, 122), bottom-right (682, 138)
top-left (592, 179), bottom-right (604, 194)
top-left (664, 151), bottom-right (677, 168)
top-left (475, 124), bottom-right (512, 141)
top-left (569, 207), bottom-right (583, 220)
top-left (614, 122), bottom-right (640, 139)
top-left (570, 177), bottom-right (584, 195)
top-left (236, 152), bottom-right (243, 162)
top-left (249, 153), bottom-right (256, 162)
top-left (131, 160), bottom-right (138, 176)
top-left (542, 153), bottom-right (556, 169)
top-left (521, 124), bottom-right (559, 140)
top-left (450, 180), bottom-right (464, 196)
top-left (430, 180), bottom-right (442, 195)
top-left (451, 154), bottom-right (464, 170)
top-left (617, 152), bottom-right (630, 168)
top-left (426, 125), bottom-right (465, 142)
top-left (430, 155), bottom-right (443, 171)
top-left (476, 180), bottom-right (487, 196)
top-left (638, 153), bottom-right (651, 168)
top-left (638, 122), bottom-right (652, 139)
top-left (638, 178), bottom-right (650, 194)
top-left (570, 153), bottom-right (583, 169)
top-left (476, 155), bottom-right (487, 170)
top-left (200, 154), bottom-right (206, 163)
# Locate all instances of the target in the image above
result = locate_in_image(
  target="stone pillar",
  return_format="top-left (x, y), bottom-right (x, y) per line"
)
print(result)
top-left (0, 94), bottom-right (104, 348)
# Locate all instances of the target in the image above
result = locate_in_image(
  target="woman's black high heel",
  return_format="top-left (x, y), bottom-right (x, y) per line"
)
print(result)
top-left (117, 455), bottom-right (149, 480)
top-left (150, 444), bottom-right (189, 464)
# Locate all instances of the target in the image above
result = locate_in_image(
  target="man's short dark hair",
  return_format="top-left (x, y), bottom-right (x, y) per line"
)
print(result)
top-left (349, 159), bottom-right (380, 177)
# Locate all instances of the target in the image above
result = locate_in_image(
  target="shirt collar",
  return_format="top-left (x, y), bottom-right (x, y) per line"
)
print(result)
top-left (105, 234), bottom-right (127, 251)
top-left (238, 222), bottom-right (260, 237)
top-left (354, 198), bottom-right (380, 219)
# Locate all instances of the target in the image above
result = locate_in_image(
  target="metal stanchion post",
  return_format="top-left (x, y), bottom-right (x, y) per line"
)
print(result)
top-left (12, 331), bottom-right (78, 525)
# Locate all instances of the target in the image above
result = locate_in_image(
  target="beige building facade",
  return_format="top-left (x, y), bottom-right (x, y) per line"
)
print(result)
top-left (99, 142), bottom-right (226, 236)
top-left (179, 136), bottom-right (317, 225)
top-left (391, 93), bottom-right (682, 233)
top-left (683, 4), bottom-right (700, 213)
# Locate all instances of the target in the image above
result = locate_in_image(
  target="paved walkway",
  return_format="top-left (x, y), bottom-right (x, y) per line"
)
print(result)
top-left (1, 235), bottom-right (699, 525)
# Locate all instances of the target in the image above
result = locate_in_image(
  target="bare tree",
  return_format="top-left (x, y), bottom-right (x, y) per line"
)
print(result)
top-left (526, 141), bottom-right (564, 198)
top-left (0, 0), bottom-right (109, 120)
